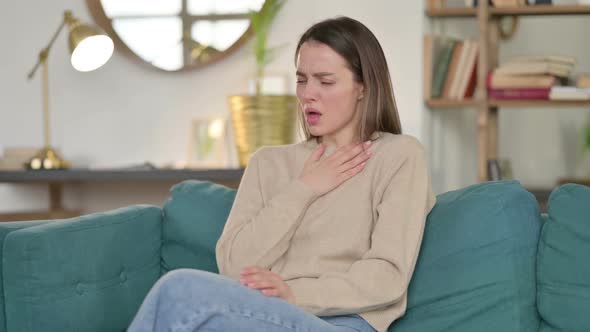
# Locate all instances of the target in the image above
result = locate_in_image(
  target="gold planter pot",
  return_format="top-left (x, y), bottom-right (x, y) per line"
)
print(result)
top-left (229, 95), bottom-right (297, 167)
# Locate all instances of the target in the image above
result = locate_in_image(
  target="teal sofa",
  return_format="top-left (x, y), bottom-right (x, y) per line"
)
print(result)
top-left (0, 180), bottom-right (588, 331)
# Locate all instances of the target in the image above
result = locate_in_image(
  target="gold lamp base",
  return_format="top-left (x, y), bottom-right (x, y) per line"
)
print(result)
top-left (26, 147), bottom-right (70, 170)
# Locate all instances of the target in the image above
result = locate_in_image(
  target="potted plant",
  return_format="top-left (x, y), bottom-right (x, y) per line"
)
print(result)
top-left (228, 0), bottom-right (297, 167)
top-left (575, 116), bottom-right (590, 177)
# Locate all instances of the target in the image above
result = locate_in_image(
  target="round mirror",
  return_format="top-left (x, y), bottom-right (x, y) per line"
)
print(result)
top-left (86, 0), bottom-right (266, 72)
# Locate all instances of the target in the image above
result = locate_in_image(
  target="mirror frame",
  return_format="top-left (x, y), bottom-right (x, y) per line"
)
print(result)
top-left (86, 0), bottom-right (265, 72)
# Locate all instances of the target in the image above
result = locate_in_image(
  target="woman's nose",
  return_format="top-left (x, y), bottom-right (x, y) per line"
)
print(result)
top-left (300, 83), bottom-right (318, 102)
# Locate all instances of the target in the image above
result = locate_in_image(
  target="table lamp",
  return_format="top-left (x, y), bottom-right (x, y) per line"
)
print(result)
top-left (26, 10), bottom-right (114, 170)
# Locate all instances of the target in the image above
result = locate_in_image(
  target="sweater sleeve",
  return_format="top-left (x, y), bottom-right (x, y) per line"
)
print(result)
top-left (216, 149), bottom-right (320, 280)
top-left (286, 142), bottom-right (436, 317)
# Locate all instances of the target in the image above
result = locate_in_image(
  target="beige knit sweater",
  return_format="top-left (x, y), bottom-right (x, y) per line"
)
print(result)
top-left (215, 132), bottom-right (436, 332)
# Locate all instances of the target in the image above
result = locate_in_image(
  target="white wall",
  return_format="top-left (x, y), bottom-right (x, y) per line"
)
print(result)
top-left (0, 1), bottom-right (426, 214)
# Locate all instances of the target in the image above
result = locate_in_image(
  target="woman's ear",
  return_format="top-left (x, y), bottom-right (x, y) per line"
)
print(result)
top-left (357, 84), bottom-right (365, 100)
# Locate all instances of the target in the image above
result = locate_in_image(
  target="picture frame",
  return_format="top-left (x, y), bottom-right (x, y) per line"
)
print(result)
top-left (186, 116), bottom-right (230, 168)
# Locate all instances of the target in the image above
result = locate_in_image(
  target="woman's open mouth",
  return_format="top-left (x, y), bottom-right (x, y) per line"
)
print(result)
top-left (305, 108), bottom-right (322, 125)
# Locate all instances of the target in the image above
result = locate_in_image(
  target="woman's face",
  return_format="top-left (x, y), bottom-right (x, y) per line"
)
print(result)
top-left (296, 41), bottom-right (364, 139)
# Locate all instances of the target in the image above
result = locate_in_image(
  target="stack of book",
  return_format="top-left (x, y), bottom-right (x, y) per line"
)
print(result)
top-left (491, 0), bottom-right (527, 7)
top-left (487, 55), bottom-right (575, 100)
top-left (459, 0), bottom-right (586, 7)
top-left (549, 86), bottom-right (590, 100)
top-left (549, 73), bottom-right (590, 100)
top-left (424, 35), bottom-right (479, 100)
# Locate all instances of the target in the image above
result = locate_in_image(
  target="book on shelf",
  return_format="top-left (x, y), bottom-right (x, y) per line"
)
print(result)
top-left (526, 0), bottom-right (553, 4)
top-left (465, 0), bottom-right (494, 7)
top-left (440, 0), bottom-right (587, 8)
top-left (505, 54), bottom-right (576, 66)
top-left (549, 86), bottom-right (590, 100)
top-left (492, 0), bottom-right (527, 7)
top-left (487, 72), bottom-right (557, 89)
top-left (430, 38), bottom-right (457, 98)
top-left (494, 61), bottom-right (573, 77)
top-left (424, 35), bottom-right (478, 101)
top-left (577, 74), bottom-right (590, 88)
top-left (442, 42), bottom-right (464, 98)
top-left (489, 87), bottom-right (551, 99)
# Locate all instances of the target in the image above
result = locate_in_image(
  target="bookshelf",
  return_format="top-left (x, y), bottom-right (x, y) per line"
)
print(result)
top-left (428, 98), bottom-right (590, 108)
top-left (427, 5), bottom-right (590, 17)
top-left (425, 1), bottom-right (590, 182)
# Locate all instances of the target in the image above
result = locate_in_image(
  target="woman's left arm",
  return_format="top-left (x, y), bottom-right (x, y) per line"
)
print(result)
top-left (286, 142), bottom-right (436, 316)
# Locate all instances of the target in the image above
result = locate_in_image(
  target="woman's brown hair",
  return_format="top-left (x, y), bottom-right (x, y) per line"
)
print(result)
top-left (295, 16), bottom-right (402, 141)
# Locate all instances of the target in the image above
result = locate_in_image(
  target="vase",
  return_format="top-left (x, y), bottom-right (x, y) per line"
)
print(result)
top-left (228, 95), bottom-right (297, 167)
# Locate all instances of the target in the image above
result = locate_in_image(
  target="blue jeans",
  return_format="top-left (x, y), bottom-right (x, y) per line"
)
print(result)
top-left (128, 269), bottom-right (377, 332)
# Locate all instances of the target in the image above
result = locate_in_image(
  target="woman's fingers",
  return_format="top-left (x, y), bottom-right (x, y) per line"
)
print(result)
top-left (240, 266), bottom-right (266, 276)
top-left (330, 141), bottom-right (371, 166)
top-left (336, 148), bottom-right (371, 174)
top-left (311, 143), bottom-right (326, 162)
top-left (238, 266), bottom-right (287, 298)
top-left (244, 279), bottom-right (277, 290)
top-left (337, 160), bottom-right (367, 183)
top-left (261, 288), bottom-right (280, 297)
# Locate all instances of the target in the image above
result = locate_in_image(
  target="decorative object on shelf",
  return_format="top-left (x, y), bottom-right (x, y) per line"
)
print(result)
top-left (228, 0), bottom-right (297, 167)
top-left (87, 0), bottom-right (268, 72)
top-left (26, 10), bottom-right (114, 171)
top-left (0, 148), bottom-right (38, 171)
top-left (487, 158), bottom-right (514, 180)
top-left (187, 116), bottom-right (230, 168)
top-left (571, 116), bottom-right (590, 177)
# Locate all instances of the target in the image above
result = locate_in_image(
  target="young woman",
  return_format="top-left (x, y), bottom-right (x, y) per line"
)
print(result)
top-left (128, 16), bottom-right (436, 332)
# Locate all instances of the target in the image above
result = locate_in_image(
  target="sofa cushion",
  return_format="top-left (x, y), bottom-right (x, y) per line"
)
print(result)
top-left (162, 180), bottom-right (236, 274)
top-left (537, 183), bottom-right (590, 332)
top-left (390, 180), bottom-right (542, 332)
top-left (2, 205), bottom-right (162, 332)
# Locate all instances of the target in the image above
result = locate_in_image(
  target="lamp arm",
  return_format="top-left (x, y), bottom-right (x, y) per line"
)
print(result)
top-left (27, 11), bottom-right (71, 80)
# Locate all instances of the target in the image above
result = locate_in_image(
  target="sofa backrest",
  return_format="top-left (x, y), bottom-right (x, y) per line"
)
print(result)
top-left (537, 183), bottom-right (590, 331)
top-left (2, 206), bottom-right (162, 332)
top-left (161, 180), bottom-right (236, 275)
top-left (162, 180), bottom-right (544, 332)
top-left (391, 180), bottom-right (542, 332)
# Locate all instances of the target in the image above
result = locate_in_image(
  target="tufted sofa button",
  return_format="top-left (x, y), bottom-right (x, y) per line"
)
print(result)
top-left (76, 283), bottom-right (84, 295)
top-left (120, 271), bottom-right (127, 283)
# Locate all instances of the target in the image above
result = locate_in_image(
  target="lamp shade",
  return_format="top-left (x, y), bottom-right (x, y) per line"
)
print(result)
top-left (69, 24), bottom-right (113, 72)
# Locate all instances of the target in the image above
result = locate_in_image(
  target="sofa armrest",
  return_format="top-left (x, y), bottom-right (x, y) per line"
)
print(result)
top-left (0, 220), bottom-right (53, 332)
top-left (2, 205), bottom-right (162, 332)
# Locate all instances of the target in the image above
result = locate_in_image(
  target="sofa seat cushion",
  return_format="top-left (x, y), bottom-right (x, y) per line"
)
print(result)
top-left (538, 183), bottom-right (590, 332)
top-left (391, 180), bottom-right (542, 332)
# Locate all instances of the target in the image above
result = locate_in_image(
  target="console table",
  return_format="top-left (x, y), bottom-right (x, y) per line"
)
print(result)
top-left (0, 168), bottom-right (244, 221)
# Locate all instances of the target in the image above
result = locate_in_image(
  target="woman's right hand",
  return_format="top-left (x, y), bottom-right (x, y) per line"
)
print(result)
top-left (299, 140), bottom-right (372, 196)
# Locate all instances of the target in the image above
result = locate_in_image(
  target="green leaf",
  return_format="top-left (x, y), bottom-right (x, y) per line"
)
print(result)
top-left (248, 0), bottom-right (287, 83)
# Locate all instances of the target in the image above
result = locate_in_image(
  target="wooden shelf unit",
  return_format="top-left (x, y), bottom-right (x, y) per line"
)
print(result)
top-left (427, 5), bottom-right (590, 17)
top-left (426, 99), bottom-right (479, 108)
top-left (424, 2), bottom-right (590, 182)
top-left (427, 99), bottom-right (590, 108)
